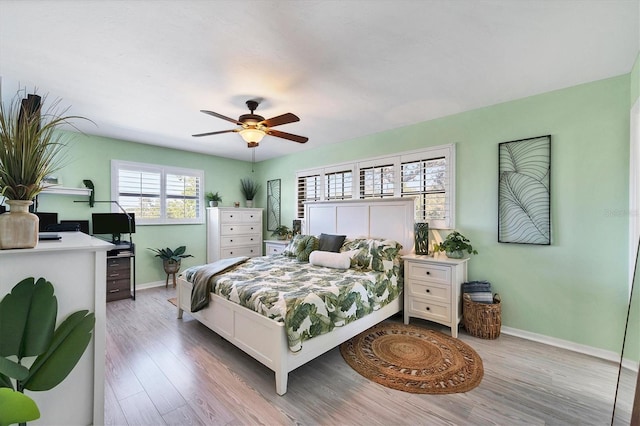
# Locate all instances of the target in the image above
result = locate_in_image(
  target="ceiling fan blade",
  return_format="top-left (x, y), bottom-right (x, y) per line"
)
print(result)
top-left (200, 110), bottom-right (243, 125)
top-left (267, 129), bottom-right (308, 143)
top-left (192, 129), bottom-right (237, 137)
top-left (260, 113), bottom-right (300, 128)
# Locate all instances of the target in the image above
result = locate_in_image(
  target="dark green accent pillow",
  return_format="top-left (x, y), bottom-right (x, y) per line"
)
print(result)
top-left (318, 233), bottom-right (346, 252)
top-left (296, 235), bottom-right (319, 262)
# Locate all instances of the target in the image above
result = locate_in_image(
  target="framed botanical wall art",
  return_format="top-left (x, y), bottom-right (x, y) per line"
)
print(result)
top-left (498, 135), bottom-right (551, 245)
top-left (267, 179), bottom-right (281, 231)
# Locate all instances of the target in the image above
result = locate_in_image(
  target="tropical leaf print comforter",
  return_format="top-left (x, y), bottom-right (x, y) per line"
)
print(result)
top-left (184, 255), bottom-right (402, 352)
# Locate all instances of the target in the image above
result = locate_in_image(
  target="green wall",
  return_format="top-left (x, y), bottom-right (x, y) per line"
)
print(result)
top-left (36, 134), bottom-right (253, 285)
top-left (259, 75), bottom-right (631, 352)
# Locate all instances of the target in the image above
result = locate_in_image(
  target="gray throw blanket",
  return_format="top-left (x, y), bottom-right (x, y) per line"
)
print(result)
top-left (190, 256), bottom-right (249, 312)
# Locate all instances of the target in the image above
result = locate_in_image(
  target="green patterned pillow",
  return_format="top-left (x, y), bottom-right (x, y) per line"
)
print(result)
top-left (282, 234), bottom-right (306, 257)
top-left (296, 235), bottom-right (319, 262)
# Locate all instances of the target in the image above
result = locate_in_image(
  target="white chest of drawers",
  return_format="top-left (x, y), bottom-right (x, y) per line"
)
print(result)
top-left (207, 207), bottom-right (263, 262)
top-left (402, 254), bottom-right (469, 338)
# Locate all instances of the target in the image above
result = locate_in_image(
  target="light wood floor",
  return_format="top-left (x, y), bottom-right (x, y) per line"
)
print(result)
top-left (105, 286), bottom-right (621, 425)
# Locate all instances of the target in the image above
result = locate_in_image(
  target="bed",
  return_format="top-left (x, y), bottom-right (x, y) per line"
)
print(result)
top-left (176, 198), bottom-right (415, 395)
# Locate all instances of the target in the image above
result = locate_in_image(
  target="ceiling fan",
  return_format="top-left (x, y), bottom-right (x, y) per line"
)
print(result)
top-left (192, 100), bottom-right (308, 147)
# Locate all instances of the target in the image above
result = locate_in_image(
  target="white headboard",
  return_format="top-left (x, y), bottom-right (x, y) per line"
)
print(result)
top-left (304, 198), bottom-right (415, 255)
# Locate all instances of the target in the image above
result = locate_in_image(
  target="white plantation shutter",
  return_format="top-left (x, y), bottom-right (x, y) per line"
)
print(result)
top-left (297, 173), bottom-right (321, 218)
top-left (294, 144), bottom-right (455, 228)
top-left (359, 163), bottom-right (395, 198)
top-left (400, 146), bottom-right (454, 229)
top-left (112, 160), bottom-right (204, 224)
top-left (325, 168), bottom-right (353, 200)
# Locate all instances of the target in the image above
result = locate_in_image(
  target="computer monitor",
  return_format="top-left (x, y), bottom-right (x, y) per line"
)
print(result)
top-left (91, 213), bottom-right (135, 243)
top-left (35, 212), bottom-right (58, 232)
top-left (60, 220), bottom-right (90, 234)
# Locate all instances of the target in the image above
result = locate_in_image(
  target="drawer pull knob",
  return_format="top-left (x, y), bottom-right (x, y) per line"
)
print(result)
top-left (250, 227), bottom-right (254, 230)
top-left (230, 251), bottom-right (233, 254)
top-left (426, 307), bottom-right (430, 311)
top-left (426, 271), bottom-right (430, 275)
top-left (230, 228), bottom-right (234, 231)
top-left (230, 239), bottom-right (233, 242)
top-left (426, 289), bottom-right (430, 293)
top-left (250, 238), bottom-right (254, 241)
top-left (108, 289), bottom-right (120, 294)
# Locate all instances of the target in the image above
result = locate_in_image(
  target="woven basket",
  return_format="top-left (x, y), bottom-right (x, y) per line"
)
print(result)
top-left (463, 293), bottom-right (501, 339)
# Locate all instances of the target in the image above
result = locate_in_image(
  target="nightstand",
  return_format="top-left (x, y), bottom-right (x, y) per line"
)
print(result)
top-left (402, 254), bottom-right (469, 338)
top-left (264, 239), bottom-right (290, 255)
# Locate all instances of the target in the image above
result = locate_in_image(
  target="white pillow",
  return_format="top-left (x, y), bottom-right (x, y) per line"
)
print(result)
top-left (309, 250), bottom-right (351, 270)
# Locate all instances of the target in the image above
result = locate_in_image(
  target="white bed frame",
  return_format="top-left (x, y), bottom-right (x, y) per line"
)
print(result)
top-left (177, 198), bottom-right (415, 395)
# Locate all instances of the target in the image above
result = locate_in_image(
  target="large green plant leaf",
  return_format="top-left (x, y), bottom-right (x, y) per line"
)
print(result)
top-left (0, 387), bottom-right (40, 426)
top-left (0, 277), bottom-right (56, 358)
top-left (0, 374), bottom-right (12, 390)
top-left (24, 310), bottom-right (95, 391)
top-left (0, 356), bottom-right (28, 383)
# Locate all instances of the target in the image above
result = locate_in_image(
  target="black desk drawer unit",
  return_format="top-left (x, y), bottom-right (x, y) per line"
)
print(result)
top-left (106, 247), bottom-right (135, 302)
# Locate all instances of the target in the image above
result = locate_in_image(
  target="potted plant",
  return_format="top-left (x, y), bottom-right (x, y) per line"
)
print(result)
top-left (240, 178), bottom-right (260, 207)
top-left (0, 92), bottom-right (86, 249)
top-left (432, 231), bottom-right (478, 259)
top-left (0, 277), bottom-right (96, 425)
top-left (148, 246), bottom-right (193, 287)
top-left (271, 225), bottom-right (291, 240)
top-left (206, 191), bottom-right (222, 207)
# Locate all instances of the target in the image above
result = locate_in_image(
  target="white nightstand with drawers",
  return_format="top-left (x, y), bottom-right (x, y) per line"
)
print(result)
top-left (206, 207), bottom-right (263, 263)
top-left (264, 239), bottom-right (290, 255)
top-left (402, 254), bottom-right (469, 338)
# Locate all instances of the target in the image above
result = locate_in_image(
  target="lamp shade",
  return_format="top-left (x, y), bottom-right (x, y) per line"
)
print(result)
top-left (240, 128), bottom-right (266, 143)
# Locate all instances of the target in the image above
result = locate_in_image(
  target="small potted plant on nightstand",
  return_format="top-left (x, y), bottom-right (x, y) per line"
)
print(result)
top-left (432, 231), bottom-right (478, 259)
top-left (271, 225), bottom-right (291, 240)
top-left (148, 246), bottom-right (193, 287)
top-left (206, 191), bottom-right (222, 207)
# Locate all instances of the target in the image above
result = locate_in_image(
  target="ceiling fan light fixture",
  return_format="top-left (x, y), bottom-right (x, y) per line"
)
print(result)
top-left (239, 127), bottom-right (265, 144)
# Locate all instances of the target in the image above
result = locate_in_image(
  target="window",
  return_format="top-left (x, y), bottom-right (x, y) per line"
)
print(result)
top-left (296, 173), bottom-right (321, 218)
top-left (360, 164), bottom-right (395, 198)
top-left (111, 160), bottom-right (204, 225)
top-left (325, 169), bottom-right (353, 200)
top-left (296, 144), bottom-right (455, 229)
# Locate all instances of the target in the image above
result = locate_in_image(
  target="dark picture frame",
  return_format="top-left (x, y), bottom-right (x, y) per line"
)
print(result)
top-left (267, 179), bottom-right (281, 232)
top-left (498, 135), bottom-right (551, 245)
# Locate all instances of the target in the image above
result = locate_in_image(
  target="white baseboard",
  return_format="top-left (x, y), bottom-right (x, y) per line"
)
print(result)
top-left (501, 326), bottom-right (639, 372)
top-left (136, 280), bottom-right (168, 291)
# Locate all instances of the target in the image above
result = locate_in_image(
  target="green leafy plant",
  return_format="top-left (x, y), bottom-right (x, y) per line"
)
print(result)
top-left (240, 178), bottom-right (260, 200)
top-left (433, 231), bottom-right (478, 256)
top-left (0, 91), bottom-right (88, 201)
top-left (0, 277), bottom-right (96, 425)
top-left (271, 225), bottom-right (291, 239)
top-left (148, 246), bottom-right (193, 262)
top-left (205, 191), bottom-right (222, 202)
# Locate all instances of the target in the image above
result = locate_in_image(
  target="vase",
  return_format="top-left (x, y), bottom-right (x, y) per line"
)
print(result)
top-left (245, 200), bottom-right (253, 208)
top-left (0, 200), bottom-right (39, 249)
top-left (446, 250), bottom-right (464, 259)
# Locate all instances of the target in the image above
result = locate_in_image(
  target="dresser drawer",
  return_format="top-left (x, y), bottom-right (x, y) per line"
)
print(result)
top-left (408, 281), bottom-right (450, 304)
top-left (406, 262), bottom-right (451, 285)
top-left (221, 210), bottom-right (261, 224)
top-left (407, 298), bottom-right (450, 323)
top-left (221, 235), bottom-right (259, 247)
top-left (266, 243), bottom-right (287, 255)
top-left (107, 257), bottom-right (130, 271)
top-left (221, 245), bottom-right (261, 258)
top-left (107, 267), bottom-right (130, 280)
top-left (221, 224), bottom-right (260, 235)
top-left (107, 278), bottom-right (130, 301)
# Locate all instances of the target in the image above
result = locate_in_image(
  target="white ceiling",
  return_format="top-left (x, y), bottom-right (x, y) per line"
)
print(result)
top-left (0, 1), bottom-right (638, 162)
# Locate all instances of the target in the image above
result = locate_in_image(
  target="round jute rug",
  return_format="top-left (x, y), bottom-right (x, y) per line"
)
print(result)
top-left (339, 322), bottom-right (483, 394)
